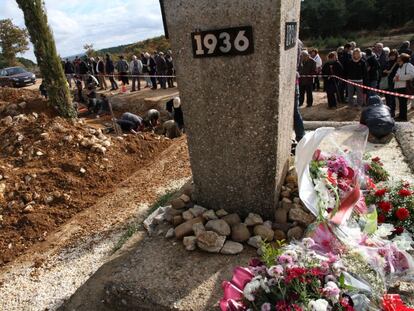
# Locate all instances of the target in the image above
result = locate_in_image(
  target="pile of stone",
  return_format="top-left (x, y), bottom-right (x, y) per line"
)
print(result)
top-left (148, 168), bottom-right (316, 255)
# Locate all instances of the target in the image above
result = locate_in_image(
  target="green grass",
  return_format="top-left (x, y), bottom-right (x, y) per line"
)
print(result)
top-left (111, 189), bottom-right (179, 254)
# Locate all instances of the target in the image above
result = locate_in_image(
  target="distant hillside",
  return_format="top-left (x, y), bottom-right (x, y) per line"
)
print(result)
top-left (0, 55), bottom-right (37, 70)
top-left (96, 35), bottom-right (170, 59)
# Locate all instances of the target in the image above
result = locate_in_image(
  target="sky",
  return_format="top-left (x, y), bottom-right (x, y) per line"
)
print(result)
top-left (0, 0), bottom-right (165, 61)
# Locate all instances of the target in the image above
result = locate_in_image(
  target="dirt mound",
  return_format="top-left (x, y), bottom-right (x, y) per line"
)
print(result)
top-left (0, 91), bottom-right (173, 265)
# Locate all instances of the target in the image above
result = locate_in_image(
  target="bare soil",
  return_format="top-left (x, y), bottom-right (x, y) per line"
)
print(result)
top-left (0, 87), bottom-right (176, 266)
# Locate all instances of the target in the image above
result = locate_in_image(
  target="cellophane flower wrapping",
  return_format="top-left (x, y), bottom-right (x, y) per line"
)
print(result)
top-left (296, 125), bottom-right (414, 286)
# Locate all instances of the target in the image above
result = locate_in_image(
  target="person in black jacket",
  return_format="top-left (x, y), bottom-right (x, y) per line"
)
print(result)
top-left (361, 95), bottom-right (395, 140)
top-left (382, 50), bottom-right (399, 117)
top-left (345, 48), bottom-right (367, 107)
top-left (105, 54), bottom-right (118, 90)
top-left (165, 52), bottom-right (175, 88)
top-left (149, 52), bottom-right (158, 90)
top-left (322, 52), bottom-right (344, 109)
top-left (365, 48), bottom-right (381, 96)
top-left (79, 57), bottom-right (90, 88)
top-left (64, 59), bottom-right (75, 88)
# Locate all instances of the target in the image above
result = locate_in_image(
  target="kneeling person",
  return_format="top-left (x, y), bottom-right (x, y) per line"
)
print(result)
top-left (360, 95), bottom-right (395, 140)
top-left (117, 112), bottom-right (144, 134)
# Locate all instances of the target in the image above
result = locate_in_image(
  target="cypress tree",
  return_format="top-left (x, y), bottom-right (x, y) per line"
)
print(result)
top-left (15, 0), bottom-right (76, 118)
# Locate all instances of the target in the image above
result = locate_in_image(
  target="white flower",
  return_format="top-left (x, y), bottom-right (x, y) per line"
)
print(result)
top-left (332, 262), bottom-right (345, 276)
top-left (323, 281), bottom-right (340, 300)
top-left (308, 299), bottom-right (329, 311)
top-left (303, 237), bottom-right (316, 248)
top-left (392, 232), bottom-right (414, 251)
top-left (375, 224), bottom-right (395, 238)
top-left (267, 265), bottom-right (284, 278)
top-left (243, 279), bottom-right (261, 301)
top-left (283, 250), bottom-right (298, 261)
top-left (261, 302), bottom-right (272, 311)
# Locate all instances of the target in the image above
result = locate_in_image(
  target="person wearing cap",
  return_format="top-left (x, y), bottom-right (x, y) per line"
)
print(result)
top-left (298, 50), bottom-right (317, 107)
top-left (166, 96), bottom-right (184, 130)
top-left (143, 109), bottom-right (161, 129)
top-left (130, 55), bottom-right (143, 92)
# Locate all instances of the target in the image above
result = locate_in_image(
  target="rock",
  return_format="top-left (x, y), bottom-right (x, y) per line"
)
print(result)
top-left (101, 140), bottom-right (111, 147)
top-left (174, 217), bottom-right (204, 239)
top-left (205, 219), bottom-right (231, 236)
top-left (231, 223), bottom-right (251, 242)
top-left (35, 151), bottom-right (44, 156)
top-left (165, 228), bottom-right (175, 239)
top-left (18, 102), bottom-right (27, 109)
top-left (281, 197), bottom-right (293, 204)
top-left (24, 204), bottom-right (34, 213)
top-left (182, 210), bottom-right (194, 221)
top-left (253, 225), bottom-right (274, 242)
top-left (287, 226), bottom-right (304, 241)
top-left (1, 116), bottom-right (13, 126)
top-left (220, 241), bottom-right (244, 255)
top-left (216, 209), bottom-right (228, 218)
top-left (171, 198), bottom-right (186, 210)
top-left (154, 213), bottom-right (166, 225)
top-left (273, 222), bottom-right (292, 233)
top-left (293, 197), bottom-right (301, 204)
top-left (192, 223), bottom-right (205, 236)
top-left (286, 175), bottom-right (297, 184)
top-left (189, 205), bottom-right (206, 217)
top-left (248, 236), bottom-right (263, 249)
top-left (274, 229), bottom-right (286, 241)
top-left (22, 192), bottom-right (33, 203)
top-left (179, 194), bottom-right (191, 203)
top-left (63, 135), bottom-right (73, 142)
top-left (274, 208), bottom-right (288, 224)
top-left (196, 231), bottom-right (226, 253)
top-left (263, 220), bottom-right (273, 229)
top-left (183, 236), bottom-right (197, 251)
top-left (281, 190), bottom-right (291, 198)
top-left (281, 199), bottom-right (295, 211)
top-left (288, 208), bottom-right (315, 226)
top-left (202, 209), bottom-right (218, 220)
top-left (80, 168), bottom-right (86, 174)
top-left (244, 213), bottom-right (263, 226)
top-left (172, 215), bottom-right (183, 226)
top-left (221, 213), bottom-right (241, 227)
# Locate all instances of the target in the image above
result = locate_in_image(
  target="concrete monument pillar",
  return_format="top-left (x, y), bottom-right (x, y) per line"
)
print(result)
top-left (162, 0), bottom-right (301, 219)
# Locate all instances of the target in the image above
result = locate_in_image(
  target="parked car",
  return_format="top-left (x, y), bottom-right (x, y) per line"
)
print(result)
top-left (0, 67), bottom-right (36, 87)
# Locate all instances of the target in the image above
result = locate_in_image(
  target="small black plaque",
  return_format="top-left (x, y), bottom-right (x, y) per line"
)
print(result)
top-left (191, 26), bottom-right (254, 58)
top-left (285, 22), bottom-right (297, 50)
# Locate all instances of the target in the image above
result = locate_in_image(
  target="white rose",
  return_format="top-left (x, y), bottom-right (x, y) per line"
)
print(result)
top-left (308, 299), bottom-right (329, 311)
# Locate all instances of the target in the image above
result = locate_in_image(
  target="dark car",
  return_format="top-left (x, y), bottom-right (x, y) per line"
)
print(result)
top-left (0, 67), bottom-right (36, 87)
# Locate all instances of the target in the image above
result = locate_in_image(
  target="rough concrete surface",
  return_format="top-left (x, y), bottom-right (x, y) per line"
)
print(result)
top-left (163, 0), bottom-right (301, 219)
top-left (59, 232), bottom-right (255, 311)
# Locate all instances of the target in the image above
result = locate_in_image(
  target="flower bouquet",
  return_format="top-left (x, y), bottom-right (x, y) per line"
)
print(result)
top-left (365, 181), bottom-right (414, 234)
top-left (220, 238), bottom-right (382, 311)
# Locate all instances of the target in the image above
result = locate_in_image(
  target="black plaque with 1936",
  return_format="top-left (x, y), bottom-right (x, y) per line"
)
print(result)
top-left (191, 26), bottom-right (254, 58)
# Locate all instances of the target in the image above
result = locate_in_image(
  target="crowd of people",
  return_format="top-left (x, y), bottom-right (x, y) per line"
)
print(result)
top-left (298, 40), bottom-right (414, 122)
top-left (61, 51), bottom-right (176, 92)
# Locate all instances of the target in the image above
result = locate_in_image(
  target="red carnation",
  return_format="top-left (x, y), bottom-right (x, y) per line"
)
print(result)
top-left (399, 189), bottom-right (412, 197)
top-left (378, 201), bottom-right (392, 213)
top-left (377, 214), bottom-right (386, 223)
top-left (395, 208), bottom-right (410, 221)
top-left (372, 156), bottom-right (380, 162)
top-left (393, 227), bottom-right (405, 235)
top-left (375, 189), bottom-right (387, 197)
top-left (403, 181), bottom-right (410, 188)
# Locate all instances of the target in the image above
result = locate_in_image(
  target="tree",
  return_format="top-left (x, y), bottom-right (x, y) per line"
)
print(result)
top-left (15, 0), bottom-right (76, 118)
top-left (0, 19), bottom-right (29, 66)
top-left (83, 43), bottom-right (95, 57)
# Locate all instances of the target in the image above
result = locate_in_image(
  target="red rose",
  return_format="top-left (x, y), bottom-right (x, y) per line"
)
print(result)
top-left (377, 214), bottom-right (386, 223)
top-left (395, 208), bottom-right (410, 221)
top-left (378, 201), bottom-right (392, 213)
top-left (372, 157), bottom-right (380, 162)
top-left (399, 189), bottom-right (412, 197)
top-left (393, 227), bottom-right (405, 235)
top-left (375, 189), bottom-right (387, 197)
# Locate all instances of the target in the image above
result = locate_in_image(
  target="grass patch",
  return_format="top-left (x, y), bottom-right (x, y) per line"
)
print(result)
top-left (111, 189), bottom-right (179, 254)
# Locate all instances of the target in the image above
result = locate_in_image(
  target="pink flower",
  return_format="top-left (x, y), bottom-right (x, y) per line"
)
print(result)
top-left (261, 303), bottom-right (272, 311)
top-left (278, 254), bottom-right (293, 265)
top-left (267, 265), bottom-right (284, 278)
top-left (231, 267), bottom-right (254, 290)
top-left (313, 149), bottom-right (325, 161)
